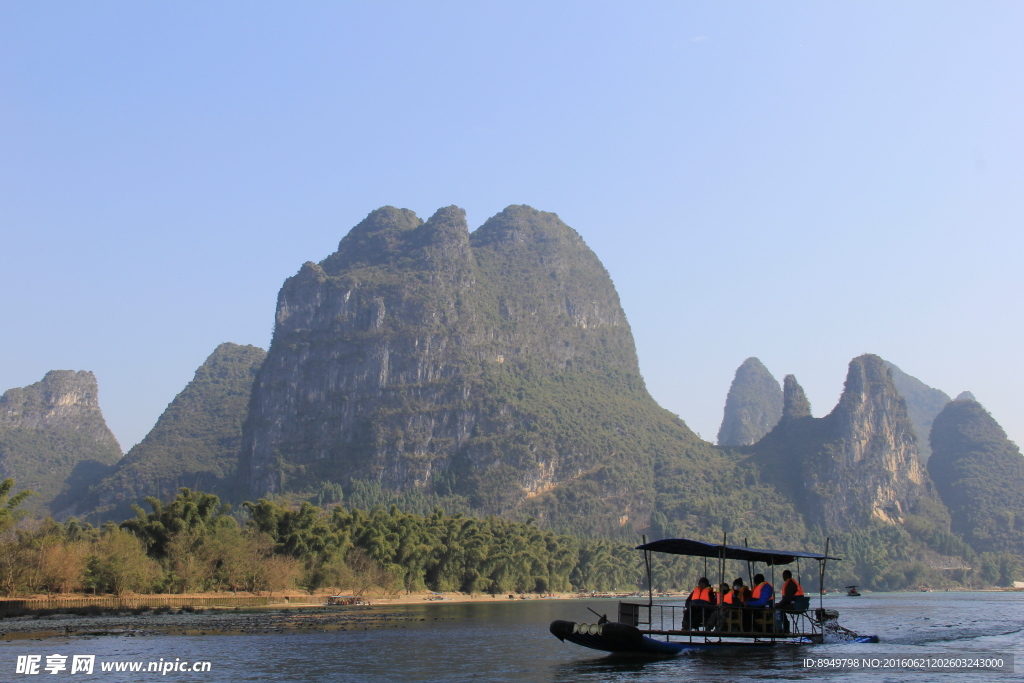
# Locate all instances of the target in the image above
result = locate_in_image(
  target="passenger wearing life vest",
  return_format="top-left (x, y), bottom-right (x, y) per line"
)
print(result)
top-left (725, 577), bottom-right (750, 605)
top-left (777, 569), bottom-right (804, 609)
top-left (687, 577), bottom-right (716, 605)
top-left (719, 578), bottom-right (749, 632)
top-left (743, 574), bottom-right (773, 632)
top-left (747, 573), bottom-right (774, 608)
top-left (683, 577), bottom-right (716, 629)
top-left (776, 569), bottom-right (805, 632)
top-left (703, 582), bottom-right (732, 631)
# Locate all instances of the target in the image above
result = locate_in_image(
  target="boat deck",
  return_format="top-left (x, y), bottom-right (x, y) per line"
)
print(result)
top-left (644, 627), bottom-right (822, 641)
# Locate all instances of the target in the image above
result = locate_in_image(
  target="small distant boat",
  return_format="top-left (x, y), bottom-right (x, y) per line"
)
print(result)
top-left (550, 536), bottom-right (878, 656)
top-left (326, 595), bottom-right (368, 606)
top-left (846, 586), bottom-right (861, 597)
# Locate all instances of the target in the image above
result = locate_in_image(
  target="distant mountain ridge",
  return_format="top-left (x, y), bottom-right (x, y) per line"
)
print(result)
top-left (717, 358), bottom-right (783, 446)
top-left (747, 355), bottom-right (931, 531)
top-left (884, 361), bottom-right (951, 461)
top-left (77, 343), bottom-right (265, 522)
top-left (0, 370), bottom-right (121, 515)
top-left (6, 202), bottom-right (1020, 589)
top-left (928, 398), bottom-right (1024, 556)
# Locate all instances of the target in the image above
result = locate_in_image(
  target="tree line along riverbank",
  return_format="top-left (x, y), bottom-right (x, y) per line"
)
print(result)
top-left (1, 483), bottom-right (655, 600)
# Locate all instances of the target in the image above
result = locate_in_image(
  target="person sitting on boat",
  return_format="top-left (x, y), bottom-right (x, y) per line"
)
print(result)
top-left (747, 574), bottom-right (773, 608)
top-left (683, 577), bottom-right (716, 629)
top-left (729, 577), bottom-right (751, 605)
top-left (776, 570), bottom-right (804, 609)
top-left (717, 579), bottom-right (749, 631)
top-left (744, 574), bottom-right (773, 632)
top-left (704, 582), bottom-right (732, 630)
top-left (775, 569), bottom-right (805, 632)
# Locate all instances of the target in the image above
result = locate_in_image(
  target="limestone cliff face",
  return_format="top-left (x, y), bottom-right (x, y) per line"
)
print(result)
top-left (751, 355), bottom-right (931, 531)
top-left (0, 370), bottom-right (122, 515)
top-left (239, 205), bottom-right (646, 515)
top-left (0, 371), bottom-right (121, 447)
top-left (717, 358), bottom-right (783, 446)
top-left (80, 343), bottom-right (266, 522)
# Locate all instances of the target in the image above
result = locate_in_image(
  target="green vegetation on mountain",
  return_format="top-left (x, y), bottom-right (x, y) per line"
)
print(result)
top-left (81, 343), bottom-right (266, 523)
top-left (717, 358), bottom-right (783, 446)
top-left (928, 399), bottom-right (1024, 559)
top-left (240, 205), bottom-right (788, 543)
top-left (6, 204), bottom-right (1021, 594)
top-left (0, 371), bottom-right (121, 516)
top-left (884, 361), bottom-right (950, 461)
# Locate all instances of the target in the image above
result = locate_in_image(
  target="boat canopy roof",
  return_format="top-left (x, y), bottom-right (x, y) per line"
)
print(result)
top-left (635, 538), bottom-right (841, 565)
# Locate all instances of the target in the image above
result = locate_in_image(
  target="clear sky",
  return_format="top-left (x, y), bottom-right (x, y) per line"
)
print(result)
top-left (2, 2), bottom-right (1021, 452)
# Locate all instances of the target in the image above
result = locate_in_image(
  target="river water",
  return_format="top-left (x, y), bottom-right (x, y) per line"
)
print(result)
top-left (3, 592), bottom-right (1021, 682)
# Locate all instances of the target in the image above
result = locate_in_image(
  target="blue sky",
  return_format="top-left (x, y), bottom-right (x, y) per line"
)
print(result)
top-left (2, 2), bottom-right (1022, 451)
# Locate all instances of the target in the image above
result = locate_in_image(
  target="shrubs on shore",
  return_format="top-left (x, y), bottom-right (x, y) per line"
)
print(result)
top-left (0, 485), bottom-right (644, 598)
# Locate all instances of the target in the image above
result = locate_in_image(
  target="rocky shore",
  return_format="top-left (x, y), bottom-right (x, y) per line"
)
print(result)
top-left (0, 591), bottom-right (592, 640)
top-left (0, 605), bottom-right (434, 640)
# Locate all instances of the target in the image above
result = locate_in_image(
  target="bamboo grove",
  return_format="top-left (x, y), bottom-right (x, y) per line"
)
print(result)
top-left (0, 483), bottom-right (646, 597)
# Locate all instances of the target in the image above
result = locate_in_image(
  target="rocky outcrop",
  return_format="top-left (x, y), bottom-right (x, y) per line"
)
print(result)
top-left (782, 375), bottom-right (812, 421)
top-left (717, 358), bottom-right (783, 446)
top-left (954, 391), bottom-right (976, 402)
top-left (884, 361), bottom-right (950, 461)
top-left (0, 371), bottom-right (122, 515)
top-left (928, 398), bottom-right (1024, 556)
top-left (238, 205), bottom-right (657, 520)
top-left (751, 355), bottom-right (931, 531)
top-left (80, 343), bottom-right (266, 522)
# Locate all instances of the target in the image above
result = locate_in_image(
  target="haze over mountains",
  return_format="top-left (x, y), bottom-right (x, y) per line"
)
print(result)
top-left (4, 204), bottom-right (1022, 587)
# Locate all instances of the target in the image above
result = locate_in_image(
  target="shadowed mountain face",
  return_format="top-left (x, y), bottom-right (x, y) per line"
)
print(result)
top-left (0, 370), bottom-right (122, 515)
top-left (717, 358), bottom-right (783, 447)
top-left (929, 399), bottom-right (1024, 556)
top-left (884, 361), bottom-right (951, 461)
top-left (78, 343), bottom-right (266, 523)
top-left (749, 355), bottom-right (931, 531)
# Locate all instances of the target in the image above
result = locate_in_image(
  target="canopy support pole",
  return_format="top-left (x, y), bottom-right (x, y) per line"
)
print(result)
top-left (819, 537), bottom-right (830, 613)
top-left (719, 532), bottom-right (727, 590)
top-left (643, 534), bottom-right (653, 614)
top-left (745, 537), bottom-right (753, 587)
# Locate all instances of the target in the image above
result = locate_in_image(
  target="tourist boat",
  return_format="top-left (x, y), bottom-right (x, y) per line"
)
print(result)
top-left (846, 586), bottom-right (861, 596)
top-left (550, 536), bottom-right (878, 656)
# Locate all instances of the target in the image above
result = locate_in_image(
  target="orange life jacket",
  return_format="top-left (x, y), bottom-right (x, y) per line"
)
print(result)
top-left (723, 589), bottom-right (740, 605)
top-left (690, 586), bottom-right (713, 602)
top-left (751, 582), bottom-right (772, 600)
top-left (783, 578), bottom-right (804, 597)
